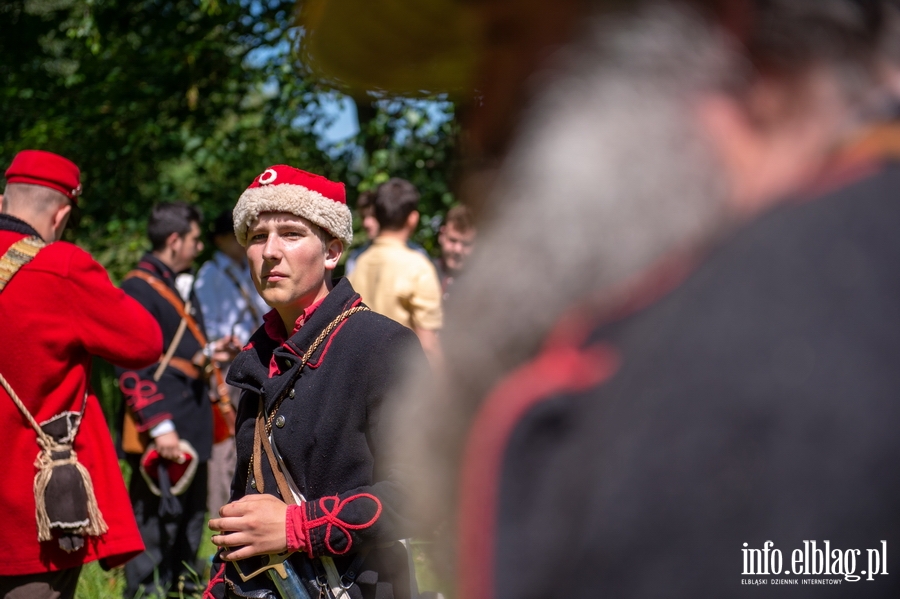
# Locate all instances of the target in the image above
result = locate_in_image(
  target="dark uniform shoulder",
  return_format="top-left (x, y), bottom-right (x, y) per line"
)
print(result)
top-left (347, 308), bottom-right (420, 346)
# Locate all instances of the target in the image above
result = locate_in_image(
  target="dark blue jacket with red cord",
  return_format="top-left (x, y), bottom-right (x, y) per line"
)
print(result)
top-left (117, 253), bottom-right (213, 462)
top-left (458, 145), bottom-right (900, 599)
top-left (207, 278), bottom-right (424, 599)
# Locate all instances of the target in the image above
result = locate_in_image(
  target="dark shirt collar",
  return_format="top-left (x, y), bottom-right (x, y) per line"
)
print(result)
top-left (228, 278), bottom-right (362, 391)
top-left (263, 297), bottom-right (327, 345)
top-left (0, 213), bottom-right (43, 240)
top-left (137, 252), bottom-right (178, 284)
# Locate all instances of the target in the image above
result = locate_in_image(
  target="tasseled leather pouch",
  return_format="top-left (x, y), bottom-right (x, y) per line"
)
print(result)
top-left (1, 375), bottom-right (108, 552)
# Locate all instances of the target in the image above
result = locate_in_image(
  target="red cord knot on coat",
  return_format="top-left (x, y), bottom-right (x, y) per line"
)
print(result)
top-left (118, 372), bottom-right (164, 410)
top-left (306, 493), bottom-right (383, 555)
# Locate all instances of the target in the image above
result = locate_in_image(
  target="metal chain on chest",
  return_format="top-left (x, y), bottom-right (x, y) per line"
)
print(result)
top-left (247, 305), bottom-right (370, 488)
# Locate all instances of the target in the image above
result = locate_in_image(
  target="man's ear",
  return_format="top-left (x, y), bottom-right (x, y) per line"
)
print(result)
top-left (50, 202), bottom-right (72, 241)
top-left (407, 210), bottom-right (420, 230)
top-left (695, 92), bottom-right (764, 213)
top-left (165, 230), bottom-right (182, 252)
top-left (324, 238), bottom-right (343, 271)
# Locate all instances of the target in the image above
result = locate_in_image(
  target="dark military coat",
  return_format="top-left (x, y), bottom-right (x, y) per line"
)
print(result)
top-left (208, 278), bottom-right (424, 599)
top-left (118, 253), bottom-right (213, 461)
top-left (459, 155), bottom-right (900, 598)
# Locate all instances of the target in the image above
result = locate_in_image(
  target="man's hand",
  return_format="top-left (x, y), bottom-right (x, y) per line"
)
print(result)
top-left (209, 494), bottom-right (289, 561)
top-left (211, 335), bottom-right (241, 363)
top-left (153, 430), bottom-right (183, 462)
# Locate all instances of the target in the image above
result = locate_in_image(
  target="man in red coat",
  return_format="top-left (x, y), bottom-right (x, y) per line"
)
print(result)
top-left (0, 150), bottom-right (162, 599)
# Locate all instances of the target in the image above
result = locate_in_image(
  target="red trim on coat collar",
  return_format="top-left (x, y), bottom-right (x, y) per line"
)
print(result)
top-left (263, 297), bottom-right (326, 344)
top-left (546, 250), bottom-right (701, 350)
top-left (797, 122), bottom-right (900, 201)
top-left (303, 297), bottom-right (363, 369)
top-left (264, 298), bottom-right (326, 376)
top-left (137, 256), bottom-right (176, 282)
top-left (457, 337), bottom-right (619, 599)
top-left (455, 247), bottom-right (701, 599)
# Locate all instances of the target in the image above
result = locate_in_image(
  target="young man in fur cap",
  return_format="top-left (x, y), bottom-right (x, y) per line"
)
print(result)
top-left (206, 165), bottom-right (424, 599)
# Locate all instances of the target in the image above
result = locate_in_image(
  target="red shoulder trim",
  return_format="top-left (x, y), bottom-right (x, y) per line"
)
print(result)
top-left (304, 297), bottom-right (365, 369)
top-left (457, 335), bottom-right (619, 599)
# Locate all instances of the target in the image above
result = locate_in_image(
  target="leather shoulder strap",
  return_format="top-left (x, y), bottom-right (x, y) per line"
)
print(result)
top-left (0, 236), bottom-right (46, 293)
top-left (124, 269), bottom-right (208, 346)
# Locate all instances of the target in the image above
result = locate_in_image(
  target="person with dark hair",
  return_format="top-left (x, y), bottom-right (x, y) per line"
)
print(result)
top-left (397, 1), bottom-right (900, 598)
top-left (348, 177), bottom-right (442, 363)
top-left (117, 201), bottom-right (237, 598)
top-left (345, 189), bottom-right (431, 276)
top-left (343, 191), bottom-right (380, 276)
top-left (146, 202), bottom-right (202, 251)
top-left (433, 204), bottom-right (476, 302)
top-left (204, 165), bottom-right (425, 599)
top-left (195, 209), bottom-right (270, 517)
top-left (0, 150), bottom-right (160, 599)
top-left (357, 190), bottom-right (381, 240)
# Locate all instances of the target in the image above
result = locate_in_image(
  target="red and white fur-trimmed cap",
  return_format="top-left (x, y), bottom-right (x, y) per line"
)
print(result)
top-left (233, 165), bottom-right (353, 247)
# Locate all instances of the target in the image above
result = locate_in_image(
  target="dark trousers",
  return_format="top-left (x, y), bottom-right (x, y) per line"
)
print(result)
top-left (124, 456), bottom-right (208, 598)
top-left (0, 566), bottom-right (82, 599)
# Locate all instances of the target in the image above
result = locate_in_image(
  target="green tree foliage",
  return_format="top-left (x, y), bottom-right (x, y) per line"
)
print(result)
top-left (1, 0), bottom-right (335, 279)
top-left (1, 1), bottom-right (462, 280)
top-left (346, 97), bottom-right (459, 253)
top-left (3, 1), bottom-right (461, 422)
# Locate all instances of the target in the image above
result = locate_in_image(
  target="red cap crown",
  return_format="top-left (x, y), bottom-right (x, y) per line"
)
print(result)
top-left (247, 165), bottom-right (346, 204)
top-left (233, 165), bottom-right (353, 246)
top-left (5, 150), bottom-right (82, 202)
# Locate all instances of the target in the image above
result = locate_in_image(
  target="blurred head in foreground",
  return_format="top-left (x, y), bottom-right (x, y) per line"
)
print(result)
top-left (396, 0), bottom-right (900, 596)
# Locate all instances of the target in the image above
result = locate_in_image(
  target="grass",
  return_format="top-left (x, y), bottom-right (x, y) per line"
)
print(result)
top-left (77, 526), bottom-right (442, 598)
top-left (410, 540), bottom-right (445, 596)
top-left (76, 523), bottom-right (218, 599)
top-left (76, 460), bottom-right (443, 597)
top-left (76, 459), bottom-right (218, 599)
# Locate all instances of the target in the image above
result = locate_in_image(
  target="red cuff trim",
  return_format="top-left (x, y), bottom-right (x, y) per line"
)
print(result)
top-left (136, 412), bottom-right (173, 432)
top-left (286, 503), bottom-right (310, 555)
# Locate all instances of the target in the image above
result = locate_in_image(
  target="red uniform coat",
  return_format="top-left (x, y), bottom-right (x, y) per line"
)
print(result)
top-left (0, 217), bottom-right (163, 575)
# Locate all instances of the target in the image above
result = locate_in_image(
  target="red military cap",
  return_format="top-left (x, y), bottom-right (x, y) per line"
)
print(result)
top-left (4, 150), bottom-right (82, 202)
top-left (232, 165), bottom-right (352, 247)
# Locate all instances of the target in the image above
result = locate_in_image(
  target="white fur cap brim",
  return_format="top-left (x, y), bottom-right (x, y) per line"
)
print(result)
top-left (233, 183), bottom-right (353, 246)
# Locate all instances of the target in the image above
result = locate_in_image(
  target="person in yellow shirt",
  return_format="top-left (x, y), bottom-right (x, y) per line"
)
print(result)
top-left (348, 178), bottom-right (442, 363)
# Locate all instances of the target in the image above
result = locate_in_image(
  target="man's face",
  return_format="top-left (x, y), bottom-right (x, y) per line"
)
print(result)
top-left (438, 223), bottom-right (476, 273)
top-left (171, 220), bottom-right (203, 272)
top-left (246, 212), bottom-right (339, 313)
top-left (361, 207), bottom-right (379, 240)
